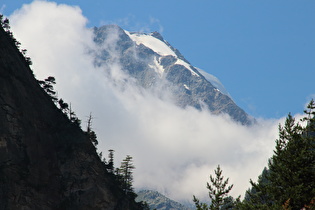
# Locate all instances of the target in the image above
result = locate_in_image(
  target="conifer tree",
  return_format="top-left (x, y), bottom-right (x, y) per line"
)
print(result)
top-left (85, 113), bottom-right (98, 146)
top-left (108, 149), bottom-right (115, 173)
top-left (68, 103), bottom-right (81, 127)
top-left (208, 165), bottom-right (234, 210)
top-left (193, 165), bottom-right (235, 210)
top-left (38, 76), bottom-right (58, 102)
top-left (244, 167), bottom-right (272, 207)
top-left (267, 109), bottom-right (315, 209)
top-left (58, 98), bottom-right (69, 114)
top-left (2, 18), bottom-right (10, 32)
top-left (242, 100), bottom-right (315, 209)
top-left (118, 155), bottom-right (135, 194)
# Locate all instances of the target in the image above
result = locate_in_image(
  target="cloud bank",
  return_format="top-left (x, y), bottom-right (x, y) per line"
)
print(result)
top-left (10, 1), bottom-right (284, 203)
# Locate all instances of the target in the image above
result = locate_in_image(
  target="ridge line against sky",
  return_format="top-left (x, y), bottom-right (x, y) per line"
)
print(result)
top-left (0, 0), bottom-right (311, 202)
top-left (1, 0), bottom-right (315, 119)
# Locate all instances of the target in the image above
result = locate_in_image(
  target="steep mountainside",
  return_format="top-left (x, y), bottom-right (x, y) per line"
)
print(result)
top-left (0, 23), bottom-right (143, 209)
top-left (93, 25), bottom-right (253, 125)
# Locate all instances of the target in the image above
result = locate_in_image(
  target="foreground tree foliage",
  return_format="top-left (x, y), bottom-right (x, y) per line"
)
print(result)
top-left (193, 165), bottom-right (239, 210)
top-left (194, 100), bottom-right (315, 209)
top-left (241, 100), bottom-right (315, 209)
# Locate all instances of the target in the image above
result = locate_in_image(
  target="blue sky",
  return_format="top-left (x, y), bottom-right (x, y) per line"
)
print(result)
top-left (1, 0), bottom-right (315, 119)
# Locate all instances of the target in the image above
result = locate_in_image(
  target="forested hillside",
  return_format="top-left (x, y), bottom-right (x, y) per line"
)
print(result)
top-left (0, 15), bottom-right (146, 210)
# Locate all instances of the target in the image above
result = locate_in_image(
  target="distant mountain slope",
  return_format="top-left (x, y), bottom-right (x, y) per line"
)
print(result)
top-left (93, 25), bottom-right (253, 125)
top-left (0, 20), bottom-right (143, 210)
top-left (136, 190), bottom-right (193, 210)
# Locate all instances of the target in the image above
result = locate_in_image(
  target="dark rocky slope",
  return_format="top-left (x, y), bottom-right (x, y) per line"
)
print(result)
top-left (0, 24), bottom-right (143, 209)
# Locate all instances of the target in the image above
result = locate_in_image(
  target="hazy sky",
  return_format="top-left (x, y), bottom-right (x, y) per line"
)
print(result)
top-left (2, 0), bottom-right (315, 119)
top-left (1, 0), bottom-right (313, 204)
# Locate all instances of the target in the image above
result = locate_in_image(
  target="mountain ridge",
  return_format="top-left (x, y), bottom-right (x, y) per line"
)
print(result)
top-left (93, 24), bottom-right (253, 125)
top-left (0, 20), bottom-right (143, 210)
top-left (136, 190), bottom-right (194, 210)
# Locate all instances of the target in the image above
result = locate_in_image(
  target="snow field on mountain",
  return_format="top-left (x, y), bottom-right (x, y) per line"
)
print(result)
top-left (126, 31), bottom-right (176, 57)
top-left (175, 59), bottom-right (199, 77)
top-left (183, 84), bottom-right (190, 90)
top-left (149, 56), bottom-right (165, 76)
top-left (126, 30), bottom-right (200, 78)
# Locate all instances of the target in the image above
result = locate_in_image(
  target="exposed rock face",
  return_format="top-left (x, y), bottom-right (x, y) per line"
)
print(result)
top-left (0, 25), bottom-right (142, 209)
top-left (93, 25), bottom-right (253, 125)
top-left (136, 190), bottom-right (193, 210)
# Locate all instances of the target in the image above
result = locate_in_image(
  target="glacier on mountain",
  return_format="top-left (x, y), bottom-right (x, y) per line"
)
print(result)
top-left (126, 31), bottom-right (177, 57)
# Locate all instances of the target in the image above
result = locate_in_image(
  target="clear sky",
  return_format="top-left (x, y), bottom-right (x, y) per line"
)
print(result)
top-left (2, 0), bottom-right (315, 119)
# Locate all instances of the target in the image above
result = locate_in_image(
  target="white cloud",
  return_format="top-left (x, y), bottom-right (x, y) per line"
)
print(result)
top-left (9, 1), bottom-right (286, 204)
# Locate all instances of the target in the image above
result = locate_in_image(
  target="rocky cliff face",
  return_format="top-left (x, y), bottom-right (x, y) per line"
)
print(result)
top-left (93, 25), bottom-right (253, 125)
top-left (0, 24), bottom-right (142, 209)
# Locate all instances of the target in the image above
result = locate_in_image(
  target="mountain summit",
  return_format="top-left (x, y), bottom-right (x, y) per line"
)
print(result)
top-left (93, 25), bottom-right (253, 125)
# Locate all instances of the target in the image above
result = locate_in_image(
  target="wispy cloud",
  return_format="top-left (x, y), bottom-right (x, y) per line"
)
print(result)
top-left (99, 15), bottom-right (132, 28)
top-left (150, 16), bottom-right (164, 33)
top-left (99, 14), bottom-right (164, 34)
top-left (0, 4), bottom-right (6, 13)
top-left (10, 1), bottom-right (286, 203)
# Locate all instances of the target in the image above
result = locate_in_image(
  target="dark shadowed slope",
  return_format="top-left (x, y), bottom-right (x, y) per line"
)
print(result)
top-left (0, 22), bottom-right (143, 210)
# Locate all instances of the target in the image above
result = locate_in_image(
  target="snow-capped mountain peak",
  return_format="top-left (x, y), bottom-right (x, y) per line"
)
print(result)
top-left (93, 25), bottom-right (253, 124)
top-left (125, 30), bottom-right (200, 78)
